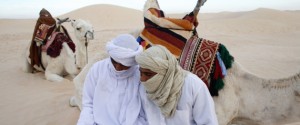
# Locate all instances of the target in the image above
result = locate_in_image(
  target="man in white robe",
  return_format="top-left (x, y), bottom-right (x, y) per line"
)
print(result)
top-left (77, 34), bottom-right (145, 125)
top-left (135, 45), bottom-right (218, 125)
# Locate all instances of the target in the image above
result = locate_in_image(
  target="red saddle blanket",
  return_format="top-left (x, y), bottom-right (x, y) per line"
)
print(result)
top-left (42, 32), bottom-right (76, 58)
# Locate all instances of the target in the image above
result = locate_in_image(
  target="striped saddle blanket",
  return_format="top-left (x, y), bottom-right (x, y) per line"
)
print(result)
top-left (138, 7), bottom-right (234, 96)
top-left (138, 8), bottom-right (198, 58)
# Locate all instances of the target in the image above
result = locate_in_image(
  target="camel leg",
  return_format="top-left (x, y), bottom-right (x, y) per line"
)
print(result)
top-left (22, 46), bottom-right (33, 73)
top-left (64, 57), bottom-right (79, 77)
top-left (69, 86), bottom-right (82, 110)
top-left (45, 70), bottom-right (64, 82)
top-left (214, 75), bottom-right (240, 125)
top-left (70, 72), bottom-right (85, 110)
top-left (23, 57), bottom-right (33, 73)
top-left (70, 71), bottom-right (84, 108)
top-left (61, 43), bottom-right (79, 77)
top-left (69, 53), bottom-right (108, 110)
top-left (69, 96), bottom-right (78, 107)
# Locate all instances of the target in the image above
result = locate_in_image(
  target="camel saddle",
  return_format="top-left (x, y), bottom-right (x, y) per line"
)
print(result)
top-left (29, 8), bottom-right (56, 69)
top-left (137, 1), bottom-right (234, 96)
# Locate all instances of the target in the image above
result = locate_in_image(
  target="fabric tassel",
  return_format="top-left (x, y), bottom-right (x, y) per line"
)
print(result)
top-left (214, 78), bottom-right (224, 95)
top-left (218, 44), bottom-right (234, 69)
top-left (213, 58), bottom-right (224, 79)
top-left (216, 52), bottom-right (227, 76)
top-left (209, 77), bottom-right (224, 96)
top-left (208, 58), bottom-right (225, 96)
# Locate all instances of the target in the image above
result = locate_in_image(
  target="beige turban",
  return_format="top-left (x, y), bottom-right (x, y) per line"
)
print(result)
top-left (106, 34), bottom-right (143, 66)
top-left (135, 45), bottom-right (188, 117)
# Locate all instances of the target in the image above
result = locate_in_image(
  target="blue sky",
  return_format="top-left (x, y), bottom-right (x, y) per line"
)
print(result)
top-left (0, 0), bottom-right (300, 19)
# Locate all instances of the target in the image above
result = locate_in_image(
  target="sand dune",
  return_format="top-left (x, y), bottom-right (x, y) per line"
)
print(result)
top-left (61, 4), bottom-right (143, 31)
top-left (0, 4), bottom-right (299, 125)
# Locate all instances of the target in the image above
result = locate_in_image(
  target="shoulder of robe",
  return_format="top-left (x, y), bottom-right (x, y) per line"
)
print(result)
top-left (89, 58), bottom-right (110, 73)
top-left (183, 73), bottom-right (206, 94)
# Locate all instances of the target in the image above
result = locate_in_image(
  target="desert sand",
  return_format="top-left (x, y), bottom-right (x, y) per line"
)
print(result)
top-left (0, 4), bottom-right (299, 125)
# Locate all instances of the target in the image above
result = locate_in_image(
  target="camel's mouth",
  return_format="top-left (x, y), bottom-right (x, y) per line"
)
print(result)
top-left (85, 31), bottom-right (94, 40)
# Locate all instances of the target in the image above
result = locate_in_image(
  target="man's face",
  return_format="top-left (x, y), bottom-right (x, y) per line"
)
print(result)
top-left (111, 58), bottom-right (130, 71)
top-left (139, 67), bottom-right (157, 82)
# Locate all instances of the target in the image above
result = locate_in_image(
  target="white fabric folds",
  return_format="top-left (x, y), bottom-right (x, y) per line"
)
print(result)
top-left (77, 59), bottom-right (145, 125)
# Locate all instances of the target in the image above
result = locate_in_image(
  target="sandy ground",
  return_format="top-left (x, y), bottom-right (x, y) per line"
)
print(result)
top-left (0, 4), bottom-right (299, 125)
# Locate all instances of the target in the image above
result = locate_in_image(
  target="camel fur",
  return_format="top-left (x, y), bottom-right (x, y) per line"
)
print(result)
top-left (69, 53), bottom-right (108, 109)
top-left (71, 19), bottom-right (94, 69)
top-left (23, 40), bottom-right (78, 82)
top-left (214, 62), bottom-right (300, 125)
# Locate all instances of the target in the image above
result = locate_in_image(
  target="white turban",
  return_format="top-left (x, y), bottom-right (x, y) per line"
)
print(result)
top-left (106, 34), bottom-right (143, 66)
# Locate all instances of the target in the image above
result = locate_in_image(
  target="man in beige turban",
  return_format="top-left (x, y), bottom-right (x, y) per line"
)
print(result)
top-left (136, 45), bottom-right (218, 125)
top-left (77, 34), bottom-right (145, 125)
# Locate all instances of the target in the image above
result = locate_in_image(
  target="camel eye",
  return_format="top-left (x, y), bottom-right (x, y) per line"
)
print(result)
top-left (76, 27), bottom-right (81, 31)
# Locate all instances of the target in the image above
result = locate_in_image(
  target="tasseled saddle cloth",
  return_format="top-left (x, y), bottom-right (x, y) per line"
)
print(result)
top-left (138, 7), bottom-right (234, 96)
top-left (179, 36), bottom-right (234, 96)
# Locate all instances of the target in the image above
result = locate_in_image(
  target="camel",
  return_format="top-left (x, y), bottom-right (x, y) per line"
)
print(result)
top-left (23, 18), bottom-right (94, 82)
top-left (70, 19), bottom-right (94, 69)
top-left (70, 0), bottom-right (300, 124)
top-left (213, 62), bottom-right (300, 125)
top-left (69, 53), bottom-right (108, 108)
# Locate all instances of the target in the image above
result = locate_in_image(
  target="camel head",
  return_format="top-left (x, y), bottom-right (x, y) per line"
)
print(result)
top-left (71, 19), bottom-right (94, 43)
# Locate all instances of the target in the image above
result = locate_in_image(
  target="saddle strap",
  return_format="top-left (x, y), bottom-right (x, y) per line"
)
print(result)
top-left (38, 45), bottom-right (46, 71)
top-left (61, 25), bottom-right (73, 41)
top-left (42, 32), bottom-right (62, 52)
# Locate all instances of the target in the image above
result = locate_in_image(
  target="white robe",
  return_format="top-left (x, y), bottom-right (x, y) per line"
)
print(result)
top-left (139, 73), bottom-right (218, 125)
top-left (77, 58), bottom-right (145, 125)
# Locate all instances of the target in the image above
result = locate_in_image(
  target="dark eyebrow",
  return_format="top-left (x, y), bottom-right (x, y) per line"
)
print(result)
top-left (139, 68), bottom-right (157, 75)
top-left (110, 58), bottom-right (121, 65)
top-left (110, 57), bottom-right (128, 67)
top-left (110, 58), bottom-right (116, 63)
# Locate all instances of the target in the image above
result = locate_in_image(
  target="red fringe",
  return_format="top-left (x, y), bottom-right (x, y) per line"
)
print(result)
top-left (213, 59), bottom-right (224, 80)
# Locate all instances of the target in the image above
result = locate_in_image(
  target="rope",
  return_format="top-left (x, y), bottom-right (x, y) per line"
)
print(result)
top-left (39, 45), bottom-right (46, 71)
top-left (84, 32), bottom-right (89, 64)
